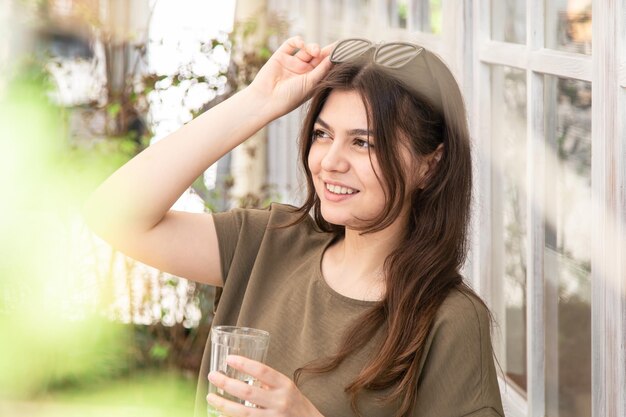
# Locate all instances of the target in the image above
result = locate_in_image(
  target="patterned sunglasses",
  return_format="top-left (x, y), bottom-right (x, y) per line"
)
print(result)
top-left (329, 38), bottom-right (445, 112)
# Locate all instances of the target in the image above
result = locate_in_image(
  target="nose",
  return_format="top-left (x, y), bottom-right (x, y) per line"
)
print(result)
top-left (320, 141), bottom-right (350, 173)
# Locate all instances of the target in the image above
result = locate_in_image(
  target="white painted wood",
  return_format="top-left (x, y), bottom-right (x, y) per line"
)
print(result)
top-left (544, 0), bottom-right (559, 52)
top-left (442, 0), bottom-right (462, 74)
top-left (490, 64), bottom-right (506, 370)
top-left (615, 35), bottom-right (624, 417)
top-left (479, 41), bottom-right (593, 81)
top-left (543, 77), bottom-right (559, 417)
top-left (528, 49), bottom-right (593, 82)
top-left (304, 0), bottom-right (320, 42)
top-left (479, 41), bottom-right (528, 70)
top-left (526, 0), bottom-right (546, 416)
top-left (459, 0), bottom-right (474, 102)
top-left (499, 376), bottom-right (529, 417)
top-left (459, 0), bottom-right (475, 285)
top-left (262, 3), bottom-right (626, 417)
top-left (406, 0), bottom-right (421, 32)
top-left (490, 0), bottom-right (504, 42)
top-left (526, 70), bottom-right (547, 417)
top-left (470, 0), bottom-right (489, 298)
top-left (591, 2), bottom-right (625, 417)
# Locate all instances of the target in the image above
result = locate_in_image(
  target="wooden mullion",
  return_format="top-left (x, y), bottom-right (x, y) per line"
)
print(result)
top-left (479, 41), bottom-right (593, 81)
top-left (479, 41), bottom-right (528, 69)
top-left (526, 0), bottom-right (546, 416)
top-left (470, 0), bottom-right (491, 298)
top-left (591, 1), bottom-right (624, 417)
top-left (613, 0), bottom-right (626, 406)
top-left (406, 0), bottom-right (417, 33)
top-left (528, 49), bottom-right (593, 82)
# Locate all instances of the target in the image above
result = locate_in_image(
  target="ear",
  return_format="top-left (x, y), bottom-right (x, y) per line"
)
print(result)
top-left (417, 143), bottom-right (444, 188)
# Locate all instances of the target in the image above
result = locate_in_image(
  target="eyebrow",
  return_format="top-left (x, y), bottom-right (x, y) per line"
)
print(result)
top-left (315, 117), bottom-right (374, 138)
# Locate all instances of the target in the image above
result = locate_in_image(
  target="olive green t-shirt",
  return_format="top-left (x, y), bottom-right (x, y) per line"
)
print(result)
top-left (194, 203), bottom-right (504, 417)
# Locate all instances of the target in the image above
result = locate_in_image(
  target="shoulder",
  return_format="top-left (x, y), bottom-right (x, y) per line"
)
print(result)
top-left (266, 202), bottom-right (312, 226)
top-left (213, 202), bottom-right (309, 232)
top-left (212, 202), bottom-right (328, 250)
top-left (217, 202), bottom-right (311, 224)
top-left (412, 287), bottom-right (504, 416)
top-left (434, 287), bottom-right (492, 336)
top-left (424, 286), bottom-right (495, 368)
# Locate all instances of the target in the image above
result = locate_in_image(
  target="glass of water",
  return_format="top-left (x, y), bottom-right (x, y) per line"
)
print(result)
top-left (208, 326), bottom-right (270, 417)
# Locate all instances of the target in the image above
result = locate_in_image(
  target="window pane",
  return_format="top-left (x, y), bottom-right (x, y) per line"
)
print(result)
top-left (409, 0), bottom-right (442, 34)
top-left (544, 76), bottom-right (592, 417)
top-left (354, 0), bottom-right (370, 27)
top-left (491, 0), bottom-right (526, 44)
top-left (388, 0), bottom-right (408, 28)
top-left (545, 0), bottom-right (592, 54)
top-left (331, 0), bottom-right (343, 15)
top-left (321, 0), bottom-right (343, 42)
top-left (428, 0), bottom-right (441, 34)
top-left (491, 65), bottom-right (528, 393)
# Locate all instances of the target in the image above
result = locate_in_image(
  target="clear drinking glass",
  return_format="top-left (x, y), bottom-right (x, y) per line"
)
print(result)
top-left (207, 326), bottom-right (270, 417)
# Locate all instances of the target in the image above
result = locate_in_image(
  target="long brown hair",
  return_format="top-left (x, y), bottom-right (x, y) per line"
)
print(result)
top-left (289, 58), bottom-right (482, 416)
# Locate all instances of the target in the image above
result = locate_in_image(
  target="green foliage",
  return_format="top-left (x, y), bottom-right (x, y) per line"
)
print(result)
top-left (0, 59), bottom-right (137, 400)
top-left (258, 46), bottom-right (272, 60)
top-left (0, 12), bottom-right (287, 408)
top-left (5, 370), bottom-right (196, 417)
top-left (149, 343), bottom-right (171, 362)
top-left (106, 102), bottom-right (122, 118)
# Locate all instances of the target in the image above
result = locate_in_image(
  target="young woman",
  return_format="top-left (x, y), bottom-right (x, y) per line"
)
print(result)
top-left (84, 37), bottom-right (505, 417)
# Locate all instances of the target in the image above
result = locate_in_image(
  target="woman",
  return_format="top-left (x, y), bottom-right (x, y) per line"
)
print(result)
top-left (84, 37), bottom-right (504, 417)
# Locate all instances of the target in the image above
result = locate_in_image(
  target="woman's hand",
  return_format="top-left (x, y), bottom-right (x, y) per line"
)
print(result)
top-left (247, 36), bottom-right (334, 119)
top-left (207, 355), bottom-right (324, 417)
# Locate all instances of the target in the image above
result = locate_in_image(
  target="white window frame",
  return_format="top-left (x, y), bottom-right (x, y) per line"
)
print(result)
top-left (267, 1), bottom-right (626, 415)
top-left (472, 1), bottom-right (626, 417)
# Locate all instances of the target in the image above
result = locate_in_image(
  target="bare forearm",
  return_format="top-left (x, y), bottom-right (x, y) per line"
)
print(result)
top-left (83, 87), bottom-right (273, 234)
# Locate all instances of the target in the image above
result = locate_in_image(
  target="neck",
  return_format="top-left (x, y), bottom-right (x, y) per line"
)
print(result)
top-left (333, 217), bottom-right (406, 281)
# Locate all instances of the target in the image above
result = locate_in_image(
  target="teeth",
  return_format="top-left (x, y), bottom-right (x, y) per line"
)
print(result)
top-left (326, 183), bottom-right (356, 195)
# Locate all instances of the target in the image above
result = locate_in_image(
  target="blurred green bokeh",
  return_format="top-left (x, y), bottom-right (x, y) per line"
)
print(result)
top-left (0, 40), bottom-right (194, 417)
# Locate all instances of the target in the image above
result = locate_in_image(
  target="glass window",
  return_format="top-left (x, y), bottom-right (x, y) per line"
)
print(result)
top-left (545, 0), bottom-right (592, 54)
top-left (491, 0), bottom-right (526, 44)
top-left (543, 75), bottom-right (592, 417)
top-left (427, 0), bottom-right (441, 34)
top-left (354, 0), bottom-right (370, 27)
top-left (321, 0), bottom-right (343, 43)
top-left (388, 0), bottom-right (408, 28)
top-left (409, 0), bottom-right (442, 34)
top-left (491, 65), bottom-right (528, 394)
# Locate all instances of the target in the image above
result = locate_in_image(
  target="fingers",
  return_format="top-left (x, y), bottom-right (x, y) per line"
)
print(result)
top-left (275, 53), bottom-right (316, 73)
top-left (277, 36), bottom-right (305, 55)
top-left (305, 55), bottom-right (333, 88)
top-left (206, 392), bottom-right (258, 417)
top-left (208, 371), bottom-right (270, 408)
top-left (280, 37), bottom-right (320, 59)
top-left (226, 355), bottom-right (286, 389)
top-left (206, 357), bottom-right (320, 417)
top-left (277, 37), bottom-right (325, 68)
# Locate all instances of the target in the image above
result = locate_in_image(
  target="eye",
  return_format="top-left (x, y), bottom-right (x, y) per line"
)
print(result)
top-left (312, 129), bottom-right (331, 141)
top-left (354, 138), bottom-right (374, 149)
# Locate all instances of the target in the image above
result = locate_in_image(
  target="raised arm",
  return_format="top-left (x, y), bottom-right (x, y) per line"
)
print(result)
top-left (83, 37), bottom-right (333, 286)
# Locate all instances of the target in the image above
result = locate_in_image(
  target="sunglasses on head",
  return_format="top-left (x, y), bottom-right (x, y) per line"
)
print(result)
top-left (329, 38), bottom-right (445, 113)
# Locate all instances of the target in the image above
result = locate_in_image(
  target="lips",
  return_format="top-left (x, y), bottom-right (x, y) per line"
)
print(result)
top-left (325, 182), bottom-right (358, 195)
top-left (321, 179), bottom-right (360, 201)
